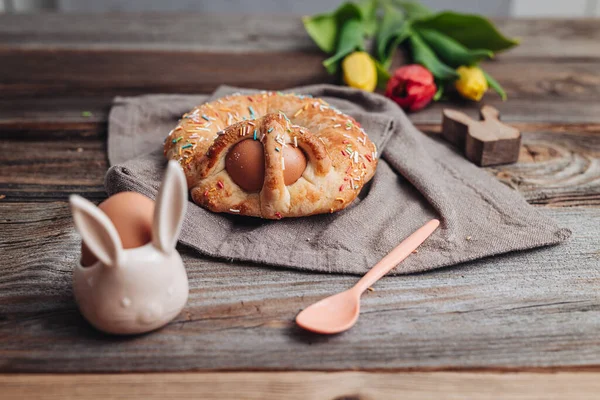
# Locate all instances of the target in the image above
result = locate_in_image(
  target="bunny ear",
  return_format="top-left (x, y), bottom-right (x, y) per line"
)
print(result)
top-left (69, 195), bottom-right (123, 268)
top-left (152, 161), bottom-right (188, 255)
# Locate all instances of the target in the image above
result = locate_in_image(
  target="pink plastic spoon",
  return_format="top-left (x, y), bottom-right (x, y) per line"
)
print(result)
top-left (296, 219), bottom-right (440, 334)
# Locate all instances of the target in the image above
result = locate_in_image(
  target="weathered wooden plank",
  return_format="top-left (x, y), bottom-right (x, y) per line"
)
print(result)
top-left (0, 14), bottom-right (598, 60)
top-left (3, 371), bottom-right (600, 400)
top-left (494, 19), bottom-right (600, 60)
top-left (1, 57), bottom-right (599, 125)
top-left (0, 14), bottom-right (317, 53)
top-left (422, 124), bottom-right (600, 207)
top-left (490, 130), bottom-right (600, 206)
top-left (2, 124), bottom-right (598, 206)
top-left (0, 97), bottom-right (110, 130)
top-left (0, 48), bottom-right (333, 98)
top-left (0, 202), bottom-right (598, 372)
top-left (0, 131), bottom-right (107, 201)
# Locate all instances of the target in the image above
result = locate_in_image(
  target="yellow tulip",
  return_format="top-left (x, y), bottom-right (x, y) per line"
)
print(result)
top-left (342, 51), bottom-right (377, 92)
top-left (455, 66), bottom-right (488, 101)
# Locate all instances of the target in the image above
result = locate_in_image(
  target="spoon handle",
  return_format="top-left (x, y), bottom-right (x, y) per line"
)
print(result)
top-left (354, 219), bottom-right (440, 294)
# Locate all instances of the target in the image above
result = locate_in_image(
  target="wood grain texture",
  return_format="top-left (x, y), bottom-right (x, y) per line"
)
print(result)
top-left (2, 55), bottom-right (599, 126)
top-left (2, 124), bottom-right (598, 206)
top-left (494, 19), bottom-right (600, 60)
top-left (0, 14), bottom-right (598, 59)
top-left (0, 15), bottom-right (598, 127)
top-left (3, 371), bottom-right (600, 400)
top-left (0, 14), bottom-right (318, 52)
top-left (0, 15), bottom-right (599, 380)
top-left (0, 130), bottom-right (107, 201)
top-left (491, 129), bottom-right (600, 206)
top-left (0, 48), bottom-right (332, 98)
top-left (0, 97), bottom-right (110, 130)
top-left (0, 202), bottom-right (598, 372)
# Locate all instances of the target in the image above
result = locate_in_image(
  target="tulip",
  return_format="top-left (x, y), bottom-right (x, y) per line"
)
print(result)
top-left (342, 51), bottom-right (377, 92)
top-left (385, 65), bottom-right (437, 112)
top-left (455, 66), bottom-right (488, 101)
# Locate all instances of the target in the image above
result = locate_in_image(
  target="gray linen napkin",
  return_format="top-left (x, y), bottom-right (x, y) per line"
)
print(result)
top-left (105, 85), bottom-right (570, 275)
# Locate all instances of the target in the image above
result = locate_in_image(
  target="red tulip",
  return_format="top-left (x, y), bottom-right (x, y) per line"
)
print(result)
top-left (385, 65), bottom-right (437, 112)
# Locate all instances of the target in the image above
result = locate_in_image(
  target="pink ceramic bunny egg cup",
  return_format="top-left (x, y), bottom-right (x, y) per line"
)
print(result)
top-left (70, 161), bottom-right (189, 335)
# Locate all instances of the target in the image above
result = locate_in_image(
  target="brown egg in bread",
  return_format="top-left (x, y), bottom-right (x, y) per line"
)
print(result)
top-left (163, 92), bottom-right (378, 219)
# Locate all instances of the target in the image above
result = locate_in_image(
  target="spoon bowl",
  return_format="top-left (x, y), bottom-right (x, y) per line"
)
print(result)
top-left (296, 219), bottom-right (440, 334)
top-left (296, 289), bottom-right (361, 334)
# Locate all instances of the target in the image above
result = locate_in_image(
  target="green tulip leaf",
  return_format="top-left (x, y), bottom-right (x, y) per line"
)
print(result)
top-left (302, 0), bottom-right (377, 54)
top-left (410, 33), bottom-right (459, 81)
top-left (482, 69), bottom-right (507, 101)
top-left (415, 12), bottom-right (519, 52)
top-left (417, 28), bottom-right (493, 67)
top-left (376, 3), bottom-right (410, 67)
top-left (323, 19), bottom-right (366, 74)
top-left (356, 0), bottom-right (378, 36)
top-left (374, 59), bottom-right (391, 89)
top-left (303, 14), bottom-right (338, 54)
top-left (433, 82), bottom-right (444, 101)
top-left (394, 1), bottom-right (434, 20)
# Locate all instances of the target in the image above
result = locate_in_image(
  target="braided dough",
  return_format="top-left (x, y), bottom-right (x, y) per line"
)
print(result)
top-left (164, 92), bottom-right (378, 219)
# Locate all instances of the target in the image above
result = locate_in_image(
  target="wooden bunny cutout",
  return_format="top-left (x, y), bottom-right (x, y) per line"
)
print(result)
top-left (442, 105), bottom-right (521, 167)
top-left (70, 161), bottom-right (189, 335)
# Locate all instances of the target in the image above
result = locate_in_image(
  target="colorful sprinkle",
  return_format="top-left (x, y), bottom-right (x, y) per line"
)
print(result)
top-left (253, 129), bottom-right (257, 140)
top-left (181, 144), bottom-right (193, 149)
top-left (275, 147), bottom-right (280, 152)
top-left (172, 137), bottom-right (183, 143)
top-left (217, 181), bottom-right (224, 189)
top-left (202, 115), bottom-right (210, 121)
top-left (279, 111), bottom-right (291, 124)
top-left (268, 127), bottom-right (274, 133)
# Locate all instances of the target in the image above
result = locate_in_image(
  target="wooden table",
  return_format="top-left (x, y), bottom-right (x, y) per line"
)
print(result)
top-left (1, 14), bottom-right (599, 399)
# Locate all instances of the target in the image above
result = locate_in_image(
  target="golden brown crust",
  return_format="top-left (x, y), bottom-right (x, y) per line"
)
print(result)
top-left (164, 92), bottom-right (378, 219)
